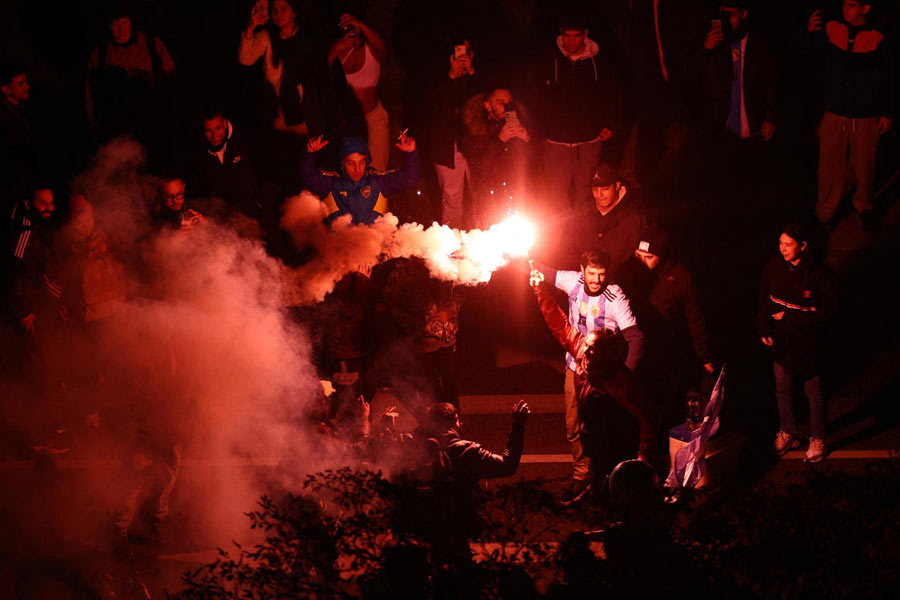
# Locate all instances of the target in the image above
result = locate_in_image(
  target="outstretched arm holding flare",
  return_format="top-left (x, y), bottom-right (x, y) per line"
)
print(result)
top-left (529, 269), bottom-right (583, 357)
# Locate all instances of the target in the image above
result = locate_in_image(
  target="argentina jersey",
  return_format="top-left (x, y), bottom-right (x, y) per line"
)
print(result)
top-left (555, 270), bottom-right (638, 371)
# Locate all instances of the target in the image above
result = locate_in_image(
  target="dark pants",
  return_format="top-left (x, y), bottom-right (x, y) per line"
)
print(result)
top-left (774, 361), bottom-right (825, 440)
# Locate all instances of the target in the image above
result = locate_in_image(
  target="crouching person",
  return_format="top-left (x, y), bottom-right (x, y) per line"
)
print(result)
top-left (400, 400), bottom-right (529, 570)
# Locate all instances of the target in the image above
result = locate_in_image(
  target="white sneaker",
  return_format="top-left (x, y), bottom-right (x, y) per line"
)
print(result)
top-left (773, 431), bottom-right (800, 455)
top-left (805, 438), bottom-right (826, 463)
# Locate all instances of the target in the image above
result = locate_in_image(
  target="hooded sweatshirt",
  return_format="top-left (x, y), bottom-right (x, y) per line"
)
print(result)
top-left (534, 36), bottom-right (624, 144)
top-left (301, 136), bottom-right (421, 225)
top-left (811, 19), bottom-right (894, 119)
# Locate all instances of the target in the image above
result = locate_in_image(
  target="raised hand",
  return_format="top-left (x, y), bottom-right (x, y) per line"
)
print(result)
top-left (307, 135), bottom-right (330, 153)
top-left (396, 133), bottom-right (416, 152)
top-left (512, 399), bottom-right (530, 426)
top-left (808, 9), bottom-right (823, 32)
top-left (704, 23), bottom-right (724, 49)
top-left (248, 0), bottom-right (268, 30)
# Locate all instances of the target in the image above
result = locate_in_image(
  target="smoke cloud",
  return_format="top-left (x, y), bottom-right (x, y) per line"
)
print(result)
top-left (281, 192), bottom-right (534, 304)
top-left (4, 138), bottom-right (535, 576)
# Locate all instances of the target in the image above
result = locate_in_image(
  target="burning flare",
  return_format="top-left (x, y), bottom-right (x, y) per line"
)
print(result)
top-left (282, 193), bottom-right (538, 304)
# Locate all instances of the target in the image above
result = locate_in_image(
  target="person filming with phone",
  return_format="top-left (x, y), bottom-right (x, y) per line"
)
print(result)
top-left (460, 85), bottom-right (533, 227)
top-left (421, 39), bottom-right (478, 229)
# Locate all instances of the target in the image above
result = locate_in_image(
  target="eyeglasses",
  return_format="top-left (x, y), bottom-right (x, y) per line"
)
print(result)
top-left (164, 192), bottom-right (185, 202)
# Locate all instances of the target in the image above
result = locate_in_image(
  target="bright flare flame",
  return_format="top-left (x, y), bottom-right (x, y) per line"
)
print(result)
top-left (489, 214), bottom-right (536, 258)
top-left (425, 214), bottom-right (536, 284)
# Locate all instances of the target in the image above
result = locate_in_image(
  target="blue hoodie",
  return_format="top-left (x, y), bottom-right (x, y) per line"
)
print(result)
top-left (301, 136), bottom-right (421, 225)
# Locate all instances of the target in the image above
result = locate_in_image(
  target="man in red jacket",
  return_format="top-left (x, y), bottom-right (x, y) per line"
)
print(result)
top-left (530, 271), bottom-right (658, 500)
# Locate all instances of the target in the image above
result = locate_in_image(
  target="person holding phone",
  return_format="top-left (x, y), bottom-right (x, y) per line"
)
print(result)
top-left (328, 13), bottom-right (390, 171)
top-left (239, 0), bottom-right (327, 137)
top-left (420, 39), bottom-right (478, 229)
top-left (702, 1), bottom-right (777, 142)
top-left (460, 86), bottom-right (533, 227)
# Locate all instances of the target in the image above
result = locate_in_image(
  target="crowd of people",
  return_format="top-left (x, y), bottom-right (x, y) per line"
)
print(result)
top-left (1, 0), bottom-right (897, 578)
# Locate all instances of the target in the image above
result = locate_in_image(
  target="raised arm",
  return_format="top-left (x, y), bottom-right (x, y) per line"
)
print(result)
top-left (300, 136), bottom-right (337, 198)
top-left (533, 281), bottom-right (583, 356)
top-left (379, 135), bottom-right (421, 196)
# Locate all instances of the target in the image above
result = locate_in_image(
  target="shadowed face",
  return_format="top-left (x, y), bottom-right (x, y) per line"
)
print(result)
top-left (203, 115), bottom-right (227, 148)
top-left (67, 194), bottom-right (95, 241)
top-left (2, 73), bottom-right (29, 104)
top-left (592, 182), bottom-right (621, 214)
top-left (110, 17), bottom-right (132, 44)
top-left (270, 0), bottom-right (296, 30)
top-left (162, 178), bottom-right (186, 213)
top-left (560, 28), bottom-right (587, 56)
top-left (483, 89), bottom-right (512, 121)
top-left (842, 0), bottom-right (870, 26)
top-left (779, 233), bottom-right (806, 264)
top-left (343, 152), bottom-right (367, 182)
top-left (634, 249), bottom-right (659, 270)
top-left (30, 189), bottom-right (55, 220)
top-left (721, 6), bottom-right (748, 37)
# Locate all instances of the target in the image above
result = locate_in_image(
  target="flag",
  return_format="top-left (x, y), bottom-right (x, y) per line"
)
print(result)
top-left (665, 366), bottom-right (726, 489)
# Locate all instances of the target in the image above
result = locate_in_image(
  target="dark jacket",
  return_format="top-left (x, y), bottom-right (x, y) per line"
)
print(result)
top-left (301, 137), bottom-right (421, 225)
top-left (811, 20), bottom-right (894, 119)
top-left (0, 98), bottom-right (35, 207)
top-left (6, 203), bottom-right (56, 321)
top-left (435, 424), bottom-right (524, 490)
top-left (565, 182), bottom-right (651, 273)
top-left (86, 31), bottom-right (175, 138)
top-left (460, 94), bottom-right (532, 226)
top-left (533, 39), bottom-right (624, 144)
top-left (758, 255), bottom-right (837, 375)
top-left (188, 121), bottom-right (260, 217)
top-left (618, 257), bottom-right (713, 366)
top-left (703, 33), bottom-right (777, 134)
top-left (534, 282), bottom-right (657, 458)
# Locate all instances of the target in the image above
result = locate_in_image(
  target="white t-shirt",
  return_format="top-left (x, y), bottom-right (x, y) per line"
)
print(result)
top-left (555, 270), bottom-right (638, 371)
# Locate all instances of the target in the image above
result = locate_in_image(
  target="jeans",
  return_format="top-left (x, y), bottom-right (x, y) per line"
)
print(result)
top-left (774, 361), bottom-right (826, 440)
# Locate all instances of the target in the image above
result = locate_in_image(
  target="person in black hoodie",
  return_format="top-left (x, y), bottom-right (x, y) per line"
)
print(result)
top-left (564, 163), bottom-right (651, 274)
top-left (617, 225), bottom-right (714, 428)
top-left (533, 13), bottom-right (624, 222)
top-left (188, 108), bottom-right (261, 220)
top-left (758, 224), bottom-right (837, 463)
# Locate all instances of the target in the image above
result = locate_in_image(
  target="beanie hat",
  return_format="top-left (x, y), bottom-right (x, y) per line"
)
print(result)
top-left (637, 224), bottom-right (669, 259)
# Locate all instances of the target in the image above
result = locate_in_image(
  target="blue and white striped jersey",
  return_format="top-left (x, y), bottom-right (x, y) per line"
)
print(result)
top-left (555, 270), bottom-right (637, 371)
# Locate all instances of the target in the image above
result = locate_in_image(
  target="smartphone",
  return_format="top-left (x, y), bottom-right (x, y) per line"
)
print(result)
top-left (454, 44), bottom-right (468, 59)
top-left (504, 110), bottom-right (519, 126)
top-left (719, 10), bottom-right (733, 38)
top-left (711, 18), bottom-right (722, 31)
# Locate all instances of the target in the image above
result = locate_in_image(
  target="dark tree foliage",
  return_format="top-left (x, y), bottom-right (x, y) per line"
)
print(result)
top-left (171, 463), bottom-right (900, 599)
top-left (170, 468), bottom-right (565, 600)
top-left (678, 461), bottom-right (900, 599)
